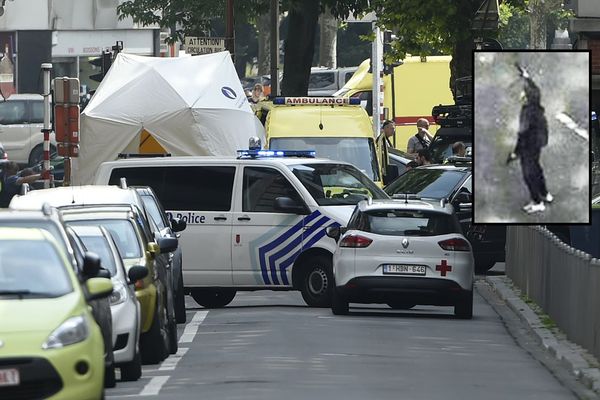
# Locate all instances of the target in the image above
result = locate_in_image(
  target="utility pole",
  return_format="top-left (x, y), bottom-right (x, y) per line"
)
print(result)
top-left (270, 0), bottom-right (279, 97)
top-left (226, 0), bottom-right (235, 60)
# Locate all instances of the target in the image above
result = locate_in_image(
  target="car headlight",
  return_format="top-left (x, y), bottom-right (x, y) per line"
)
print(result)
top-left (109, 282), bottom-right (128, 306)
top-left (42, 315), bottom-right (89, 349)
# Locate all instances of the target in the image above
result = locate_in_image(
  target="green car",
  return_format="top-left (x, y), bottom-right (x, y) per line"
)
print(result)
top-left (0, 227), bottom-right (112, 400)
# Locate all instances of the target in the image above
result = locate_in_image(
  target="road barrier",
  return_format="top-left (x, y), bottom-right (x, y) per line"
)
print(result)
top-left (506, 226), bottom-right (600, 361)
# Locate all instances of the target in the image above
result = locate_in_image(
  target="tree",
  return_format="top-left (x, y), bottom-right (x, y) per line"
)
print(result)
top-left (318, 6), bottom-right (338, 68)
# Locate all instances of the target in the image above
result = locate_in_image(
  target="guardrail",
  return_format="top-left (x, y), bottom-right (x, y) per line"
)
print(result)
top-left (506, 226), bottom-right (600, 361)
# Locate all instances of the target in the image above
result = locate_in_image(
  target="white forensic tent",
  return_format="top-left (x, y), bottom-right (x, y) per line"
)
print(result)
top-left (73, 51), bottom-right (265, 184)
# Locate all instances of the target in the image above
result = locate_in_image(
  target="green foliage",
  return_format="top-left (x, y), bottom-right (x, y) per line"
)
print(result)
top-left (498, 2), bottom-right (529, 49)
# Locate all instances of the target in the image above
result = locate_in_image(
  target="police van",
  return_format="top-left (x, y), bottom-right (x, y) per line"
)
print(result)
top-left (94, 148), bottom-right (389, 308)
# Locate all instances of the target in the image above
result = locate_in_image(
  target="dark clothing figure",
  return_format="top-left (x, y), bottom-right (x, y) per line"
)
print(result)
top-left (508, 66), bottom-right (551, 212)
top-left (515, 95), bottom-right (549, 203)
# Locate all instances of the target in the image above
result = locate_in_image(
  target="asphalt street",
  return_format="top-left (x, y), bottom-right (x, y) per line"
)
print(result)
top-left (474, 52), bottom-right (590, 224)
top-left (105, 271), bottom-right (594, 399)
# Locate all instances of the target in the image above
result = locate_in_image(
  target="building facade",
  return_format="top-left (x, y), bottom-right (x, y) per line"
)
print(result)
top-left (0, 0), bottom-right (159, 97)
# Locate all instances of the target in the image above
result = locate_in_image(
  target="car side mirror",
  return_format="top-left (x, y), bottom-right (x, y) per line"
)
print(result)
top-left (96, 267), bottom-right (111, 279)
top-left (274, 197), bottom-right (309, 215)
top-left (158, 237), bottom-right (178, 253)
top-left (128, 265), bottom-right (149, 283)
top-left (170, 217), bottom-right (187, 233)
top-left (82, 252), bottom-right (101, 278)
top-left (325, 226), bottom-right (342, 242)
top-left (85, 277), bottom-right (113, 301)
top-left (454, 191), bottom-right (471, 204)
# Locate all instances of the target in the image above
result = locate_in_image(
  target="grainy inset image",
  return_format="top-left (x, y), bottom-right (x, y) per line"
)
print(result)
top-left (474, 51), bottom-right (590, 224)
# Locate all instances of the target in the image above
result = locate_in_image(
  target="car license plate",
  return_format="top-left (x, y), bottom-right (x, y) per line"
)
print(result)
top-left (382, 264), bottom-right (426, 275)
top-left (0, 368), bottom-right (19, 386)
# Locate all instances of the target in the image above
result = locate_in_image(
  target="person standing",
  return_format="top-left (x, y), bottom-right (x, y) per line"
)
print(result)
top-left (0, 161), bottom-right (40, 207)
top-left (407, 118), bottom-right (433, 157)
top-left (507, 64), bottom-right (552, 214)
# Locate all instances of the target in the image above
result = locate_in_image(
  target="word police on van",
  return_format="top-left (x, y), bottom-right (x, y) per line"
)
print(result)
top-left (94, 146), bottom-right (388, 308)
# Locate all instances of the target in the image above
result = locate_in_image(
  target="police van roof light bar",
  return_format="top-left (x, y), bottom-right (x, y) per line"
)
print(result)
top-left (237, 149), bottom-right (317, 159)
top-left (273, 97), bottom-right (360, 106)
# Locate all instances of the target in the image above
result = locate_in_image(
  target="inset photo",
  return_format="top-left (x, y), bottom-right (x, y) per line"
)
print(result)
top-left (474, 51), bottom-right (590, 224)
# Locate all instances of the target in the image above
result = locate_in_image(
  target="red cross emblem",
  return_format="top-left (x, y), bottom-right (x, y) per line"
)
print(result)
top-left (436, 259), bottom-right (452, 276)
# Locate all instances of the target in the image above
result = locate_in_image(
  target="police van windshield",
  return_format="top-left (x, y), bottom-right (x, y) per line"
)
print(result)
top-left (270, 137), bottom-right (381, 181)
top-left (288, 163), bottom-right (388, 206)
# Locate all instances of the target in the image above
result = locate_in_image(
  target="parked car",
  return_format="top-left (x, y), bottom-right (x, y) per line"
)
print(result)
top-left (9, 187), bottom-right (179, 364)
top-left (327, 198), bottom-right (474, 318)
top-left (0, 94), bottom-right (57, 166)
top-left (384, 162), bottom-right (506, 273)
top-left (0, 141), bottom-right (8, 162)
top-left (70, 225), bottom-right (148, 381)
top-left (0, 226), bottom-right (112, 400)
top-left (133, 185), bottom-right (187, 323)
top-left (0, 207), bottom-right (116, 387)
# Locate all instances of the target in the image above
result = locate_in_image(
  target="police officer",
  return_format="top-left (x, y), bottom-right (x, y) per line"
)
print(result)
top-left (507, 64), bottom-right (552, 214)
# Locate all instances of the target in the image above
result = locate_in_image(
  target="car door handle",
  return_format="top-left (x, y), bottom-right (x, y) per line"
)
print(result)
top-left (238, 216), bottom-right (251, 221)
top-left (214, 216), bottom-right (227, 221)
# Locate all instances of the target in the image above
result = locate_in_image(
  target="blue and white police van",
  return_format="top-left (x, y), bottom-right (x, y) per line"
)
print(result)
top-left (94, 148), bottom-right (389, 307)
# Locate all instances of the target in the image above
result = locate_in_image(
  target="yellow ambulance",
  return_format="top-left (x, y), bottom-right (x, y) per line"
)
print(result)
top-left (261, 97), bottom-right (384, 186)
top-left (334, 55), bottom-right (454, 152)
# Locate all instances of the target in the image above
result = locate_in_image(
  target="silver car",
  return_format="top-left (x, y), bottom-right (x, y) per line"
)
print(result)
top-left (327, 198), bottom-right (474, 318)
top-left (69, 225), bottom-right (147, 382)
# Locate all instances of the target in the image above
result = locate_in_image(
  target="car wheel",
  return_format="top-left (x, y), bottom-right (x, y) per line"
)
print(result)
top-left (104, 363), bottom-right (116, 388)
top-left (174, 274), bottom-right (187, 323)
top-left (386, 301), bottom-right (416, 310)
top-left (190, 288), bottom-right (236, 308)
top-left (140, 304), bottom-right (169, 364)
top-left (28, 144), bottom-right (57, 167)
top-left (299, 255), bottom-right (333, 308)
top-left (454, 290), bottom-right (473, 319)
top-left (120, 350), bottom-right (142, 382)
top-left (331, 288), bottom-right (348, 315)
top-left (474, 255), bottom-right (496, 274)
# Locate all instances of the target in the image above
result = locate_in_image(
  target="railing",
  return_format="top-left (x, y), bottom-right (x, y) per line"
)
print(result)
top-left (506, 226), bottom-right (600, 361)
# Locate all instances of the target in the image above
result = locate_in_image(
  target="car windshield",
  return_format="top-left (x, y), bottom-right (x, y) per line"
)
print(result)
top-left (0, 240), bottom-right (73, 297)
top-left (271, 137), bottom-right (381, 181)
top-left (67, 219), bottom-right (142, 259)
top-left (288, 163), bottom-right (388, 206)
top-left (384, 169), bottom-right (467, 200)
top-left (430, 136), bottom-right (472, 163)
top-left (77, 235), bottom-right (118, 276)
top-left (352, 209), bottom-right (459, 236)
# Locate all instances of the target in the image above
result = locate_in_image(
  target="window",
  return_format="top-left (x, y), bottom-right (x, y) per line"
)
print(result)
top-left (68, 219), bottom-right (142, 259)
top-left (78, 235), bottom-right (118, 276)
top-left (31, 101), bottom-right (44, 123)
top-left (384, 169), bottom-right (468, 200)
top-left (344, 71), bottom-right (355, 84)
top-left (141, 195), bottom-right (167, 229)
top-left (0, 101), bottom-right (27, 125)
top-left (351, 209), bottom-right (460, 236)
top-left (308, 72), bottom-right (335, 89)
top-left (109, 166), bottom-right (236, 211)
top-left (243, 167), bottom-right (302, 212)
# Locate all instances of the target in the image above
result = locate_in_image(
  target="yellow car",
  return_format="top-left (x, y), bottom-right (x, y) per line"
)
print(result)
top-left (0, 227), bottom-right (113, 400)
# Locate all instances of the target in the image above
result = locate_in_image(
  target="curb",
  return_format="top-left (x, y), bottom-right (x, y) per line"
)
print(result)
top-left (484, 275), bottom-right (600, 394)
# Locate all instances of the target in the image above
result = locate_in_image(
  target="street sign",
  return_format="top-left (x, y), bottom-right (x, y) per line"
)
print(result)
top-left (54, 105), bottom-right (80, 144)
top-left (184, 37), bottom-right (226, 55)
top-left (54, 77), bottom-right (80, 104)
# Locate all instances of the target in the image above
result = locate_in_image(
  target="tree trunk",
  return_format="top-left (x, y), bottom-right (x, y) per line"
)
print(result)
top-left (450, 35), bottom-right (474, 101)
top-left (529, 0), bottom-right (547, 49)
top-left (318, 7), bottom-right (337, 68)
top-left (257, 13), bottom-right (270, 76)
top-left (281, 0), bottom-right (320, 96)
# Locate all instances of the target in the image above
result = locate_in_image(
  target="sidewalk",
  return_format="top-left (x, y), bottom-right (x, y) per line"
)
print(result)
top-left (483, 263), bottom-right (600, 396)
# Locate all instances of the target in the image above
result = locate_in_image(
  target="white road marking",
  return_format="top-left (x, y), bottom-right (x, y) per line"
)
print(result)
top-left (158, 347), bottom-right (189, 371)
top-left (139, 375), bottom-right (170, 396)
top-left (179, 311), bottom-right (208, 343)
top-left (555, 112), bottom-right (589, 140)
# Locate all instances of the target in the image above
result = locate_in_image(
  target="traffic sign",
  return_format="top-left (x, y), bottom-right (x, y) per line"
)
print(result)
top-left (54, 77), bottom-right (80, 104)
top-left (184, 37), bottom-right (226, 55)
top-left (54, 105), bottom-right (80, 144)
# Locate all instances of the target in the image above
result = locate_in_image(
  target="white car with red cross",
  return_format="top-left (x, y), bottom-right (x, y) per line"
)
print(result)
top-left (326, 197), bottom-right (474, 319)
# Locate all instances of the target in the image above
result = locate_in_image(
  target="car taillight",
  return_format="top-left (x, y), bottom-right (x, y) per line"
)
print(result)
top-left (340, 234), bottom-right (373, 248)
top-left (438, 238), bottom-right (470, 252)
top-left (1, 152), bottom-right (7, 159)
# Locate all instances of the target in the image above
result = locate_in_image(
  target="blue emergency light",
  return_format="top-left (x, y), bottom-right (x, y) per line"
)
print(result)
top-left (593, 111), bottom-right (597, 121)
top-left (237, 149), bottom-right (317, 159)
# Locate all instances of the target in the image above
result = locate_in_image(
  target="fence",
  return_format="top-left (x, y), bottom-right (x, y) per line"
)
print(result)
top-left (506, 226), bottom-right (600, 361)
